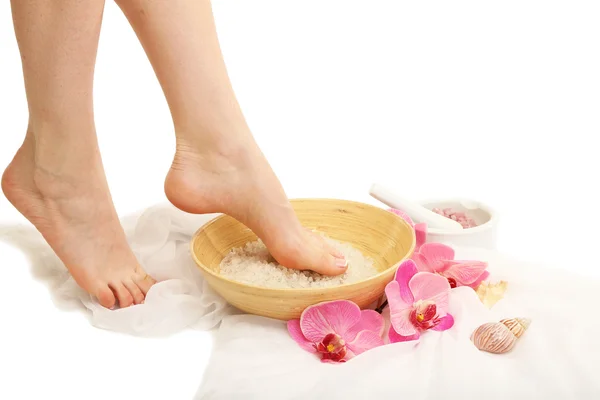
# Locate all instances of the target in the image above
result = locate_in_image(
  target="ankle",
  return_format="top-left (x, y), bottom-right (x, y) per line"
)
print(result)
top-left (174, 127), bottom-right (257, 166)
top-left (174, 109), bottom-right (255, 150)
top-left (27, 121), bottom-right (100, 172)
top-left (28, 109), bottom-right (95, 135)
top-left (7, 132), bottom-right (102, 201)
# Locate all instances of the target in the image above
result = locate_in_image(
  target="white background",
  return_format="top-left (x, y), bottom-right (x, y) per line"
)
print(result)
top-left (1, 1), bottom-right (599, 399)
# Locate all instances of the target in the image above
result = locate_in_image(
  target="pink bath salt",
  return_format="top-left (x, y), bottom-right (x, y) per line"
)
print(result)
top-left (431, 207), bottom-right (478, 229)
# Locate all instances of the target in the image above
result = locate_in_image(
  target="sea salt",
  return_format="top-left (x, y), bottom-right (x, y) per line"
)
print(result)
top-left (219, 237), bottom-right (377, 289)
top-left (432, 207), bottom-right (478, 228)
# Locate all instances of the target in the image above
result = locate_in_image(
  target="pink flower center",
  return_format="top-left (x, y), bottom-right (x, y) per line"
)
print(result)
top-left (435, 272), bottom-right (457, 288)
top-left (314, 333), bottom-right (347, 362)
top-left (410, 301), bottom-right (441, 330)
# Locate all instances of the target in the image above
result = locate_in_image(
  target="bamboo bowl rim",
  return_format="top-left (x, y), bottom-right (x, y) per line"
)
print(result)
top-left (190, 198), bottom-right (416, 293)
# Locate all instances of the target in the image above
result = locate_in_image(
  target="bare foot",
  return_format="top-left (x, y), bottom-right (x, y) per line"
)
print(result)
top-left (164, 137), bottom-right (348, 276)
top-left (1, 135), bottom-right (155, 308)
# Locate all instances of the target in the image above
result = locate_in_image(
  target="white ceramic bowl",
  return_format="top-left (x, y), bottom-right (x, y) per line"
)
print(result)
top-left (418, 198), bottom-right (498, 249)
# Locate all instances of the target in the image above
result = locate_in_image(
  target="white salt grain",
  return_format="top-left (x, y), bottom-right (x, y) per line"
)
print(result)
top-left (219, 237), bottom-right (377, 289)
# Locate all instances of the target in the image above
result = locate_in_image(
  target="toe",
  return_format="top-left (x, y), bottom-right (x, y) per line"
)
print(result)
top-left (319, 236), bottom-right (345, 260)
top-left (123, 279), bottom-right (145, 305)
top-left (274, 231), bottom-right (348, 276)
top-left (308, 250), bottom-right (347, 276)
top-left (96, 285), bottom-right (116, 309)
top-left (134, 272), bottom-right (156, 296)
top-left (313, 250), bottom-right (348, 276)
top-left (109, 282), bottom-right (134, 308)
top-left (304, 228), bottom-right (345, 259)
top-left (307, 233), bottom-right (348, 275)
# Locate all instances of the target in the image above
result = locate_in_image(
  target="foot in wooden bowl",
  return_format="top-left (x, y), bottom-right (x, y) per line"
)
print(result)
top-left (165, 137), bottom-right (348, 276)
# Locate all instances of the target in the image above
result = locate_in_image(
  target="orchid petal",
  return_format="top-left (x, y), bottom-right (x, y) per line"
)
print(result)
top-left (287, 320), bottom-right (317, 353)
top-left (393, 259), bottom-right (418, 304)
top-left (466, 270), bottom-right (490, 289)
top-left (385, 280), bottom-right (412, 315)
top-left (388, 208), bottom-right (415, 227)
top-left (346, 330), bottom-right (385, 356)
top-left (346, 309), bottom-right (385, 340)
top-left (414, 223), bottom-right (427, 250)
top-left (390, 310), bottom-right (418, 337)
top-left (299, 300), bottom-right (361, 342)
top-left (419, 243), bottom-right (455, 271)
top-left (321, 358), bottom-right (344, 364)
top-left (444, 260), bottom-right (488, 285)
top-left (388, 326), bottom-right (420, 343)
top-left (386, 286), bottom-right (418, 336)
top-left (431, 314), bottom-right (455, 331)
top-left (409, 272), bottom-right (450, 314)
top-left (412, 253), bottom-right (435, 273)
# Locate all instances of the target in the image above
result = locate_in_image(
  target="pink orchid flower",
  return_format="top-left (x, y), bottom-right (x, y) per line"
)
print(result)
top-left (287, 300), bottom-right (385, 363)
top-left (412, 242), bottom-right (489, 289)
top-left (388, 208), bottom-right (427, 250)
top-left (386, 259), bottom-right (454, 343)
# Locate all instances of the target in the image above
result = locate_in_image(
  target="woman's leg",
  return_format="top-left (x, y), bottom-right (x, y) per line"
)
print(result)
top-left (2, 0), bottom-right (155, 308)
top-left (116, 0), bottom-right (347, 275)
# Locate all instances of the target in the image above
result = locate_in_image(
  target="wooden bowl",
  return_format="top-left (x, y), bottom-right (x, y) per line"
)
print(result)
top-left (190, 198), bottom-right (415, 320)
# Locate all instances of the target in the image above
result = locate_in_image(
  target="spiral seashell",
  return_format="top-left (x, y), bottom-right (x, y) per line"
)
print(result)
top-left (470, 322), bottom-right (517, 354)
top-left (500, 317), bottom-right (531, 338)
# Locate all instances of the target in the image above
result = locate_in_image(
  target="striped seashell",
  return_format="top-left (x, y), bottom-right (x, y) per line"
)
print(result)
top-left (500, 317), bottom-right (531, 338)
top-left (470, 322), bottom-right (517, 354)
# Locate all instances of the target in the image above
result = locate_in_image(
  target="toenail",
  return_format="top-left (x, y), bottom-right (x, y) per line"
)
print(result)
top-left (335, 258), bottom-right (348, 268)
